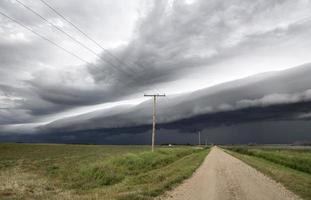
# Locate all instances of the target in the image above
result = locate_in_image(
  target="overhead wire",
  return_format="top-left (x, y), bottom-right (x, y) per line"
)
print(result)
top-left (20, 0), bottom-right (164, 93)
top-left (14, 0), bottom-right (135, 78)
top-left (0, 9), bottom-right (136, 93)
top-left (38, 0), bottom-right (142, 74)
top-left (0, 10), bottom-right (92, 65)
top-left (0, 10), bottom-right (99, 110)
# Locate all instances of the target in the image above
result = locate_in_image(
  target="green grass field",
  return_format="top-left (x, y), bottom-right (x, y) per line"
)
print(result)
top-left (0, 143), bottom-right (209, 200)
top-left (225, 146), bottom-right (311, 200)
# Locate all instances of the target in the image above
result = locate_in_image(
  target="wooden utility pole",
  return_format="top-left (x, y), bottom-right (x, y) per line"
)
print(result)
top-left (144, 94), bottom-right (166, 152)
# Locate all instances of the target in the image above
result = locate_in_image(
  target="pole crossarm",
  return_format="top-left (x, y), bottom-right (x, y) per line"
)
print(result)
top-left (144, 93), bottom-right (166, 152)
top-left (144, 94), bottom-right (166, 97)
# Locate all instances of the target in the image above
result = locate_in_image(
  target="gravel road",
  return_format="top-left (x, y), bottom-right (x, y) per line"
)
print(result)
top-left (162, 146), bottom-right (301, 200)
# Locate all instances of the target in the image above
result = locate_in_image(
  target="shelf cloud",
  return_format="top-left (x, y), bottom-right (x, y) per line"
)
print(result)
top-left (1, 0), bottom-right (311, 143)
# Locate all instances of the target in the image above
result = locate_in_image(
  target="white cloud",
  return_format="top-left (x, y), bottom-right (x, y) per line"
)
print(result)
top-left (236, 90), bottom-right (311, 108)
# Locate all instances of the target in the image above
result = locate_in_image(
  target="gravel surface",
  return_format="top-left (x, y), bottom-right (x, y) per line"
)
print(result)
top-left (161, 146), bottom-right (301, 200)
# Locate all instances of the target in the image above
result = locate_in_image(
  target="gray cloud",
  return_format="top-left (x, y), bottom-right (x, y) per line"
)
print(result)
top-left (31, 64), bottom-right (311, 134)
top-left (236, 91), bottom-right (311, 109)
top-left (1, 0), bottom-right (311, 144)
top-left (87, 0), bottom-right (311, 103)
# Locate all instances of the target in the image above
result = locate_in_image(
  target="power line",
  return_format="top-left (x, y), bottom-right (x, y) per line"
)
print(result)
top-left (0, 10), bottom-right (138, 97)
top-left (0, 10), bottom-right (92, 65)
top-left (22, 0), bottom-right (164, 92)
top-left (14, 0), bottom-right (133, 78)
top-left (38, 0), bottom-right (140, 74)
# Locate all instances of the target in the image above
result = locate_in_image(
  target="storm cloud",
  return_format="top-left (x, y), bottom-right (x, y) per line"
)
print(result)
top-left (1, 0), bottom-right (311, 144)
top-left (31, 64), bottom-right (311, 132)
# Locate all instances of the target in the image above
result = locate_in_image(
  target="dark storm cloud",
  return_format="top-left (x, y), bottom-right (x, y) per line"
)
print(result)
top-left (3, 62), bottom-right (311, 131)
top-left (0, 0), bottom-right (142, 119)
top-left (17, 89), bottom-right (311, 144)
top-left (1, 0), bottom-right (311, 144)
top-left (2, 120), bottom-right (311, 144)
top-left (31, 64), bottom-right (311, 135)
top-left (85, 0), bottom-right (311, 109)
top-left (2, 0), bottom-right (311, 111)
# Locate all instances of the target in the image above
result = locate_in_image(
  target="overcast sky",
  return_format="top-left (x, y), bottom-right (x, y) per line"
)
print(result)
top-left (1, 0), bottom-right (311, 143)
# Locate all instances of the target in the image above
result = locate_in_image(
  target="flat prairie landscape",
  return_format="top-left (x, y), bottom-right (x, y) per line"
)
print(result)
top-left (1, 144), bottom-right (311, 200)
top-left (1, 0), bottom-right (311, 199)
top-left (0, 143), bottom-right (208, 200)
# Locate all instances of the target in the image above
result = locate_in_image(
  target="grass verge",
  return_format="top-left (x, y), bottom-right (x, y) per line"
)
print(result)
top-left (225, 148), bottom-right (311, 200)
top-left (228, 147), bottom-right (311, 173)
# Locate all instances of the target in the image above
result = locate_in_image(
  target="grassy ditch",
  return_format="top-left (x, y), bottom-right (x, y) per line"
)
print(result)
top-left (0, 144), bottom-right (209, 200)
top-left (225, 146), bottom-right (311, 200)
top-left (228, 147), bottom-right (311, 174)
top-left (76, 148), bottom-right (196, 188)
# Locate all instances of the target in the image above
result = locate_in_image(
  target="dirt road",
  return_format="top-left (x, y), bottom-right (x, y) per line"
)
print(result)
top-left (162, 146), bottom-right (301, 200)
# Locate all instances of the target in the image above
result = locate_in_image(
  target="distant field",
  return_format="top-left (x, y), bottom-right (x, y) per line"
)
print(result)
top-left (224, 146), bottom-right (311, 200)
top-left (0, 143), bottom-right (209, 200)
